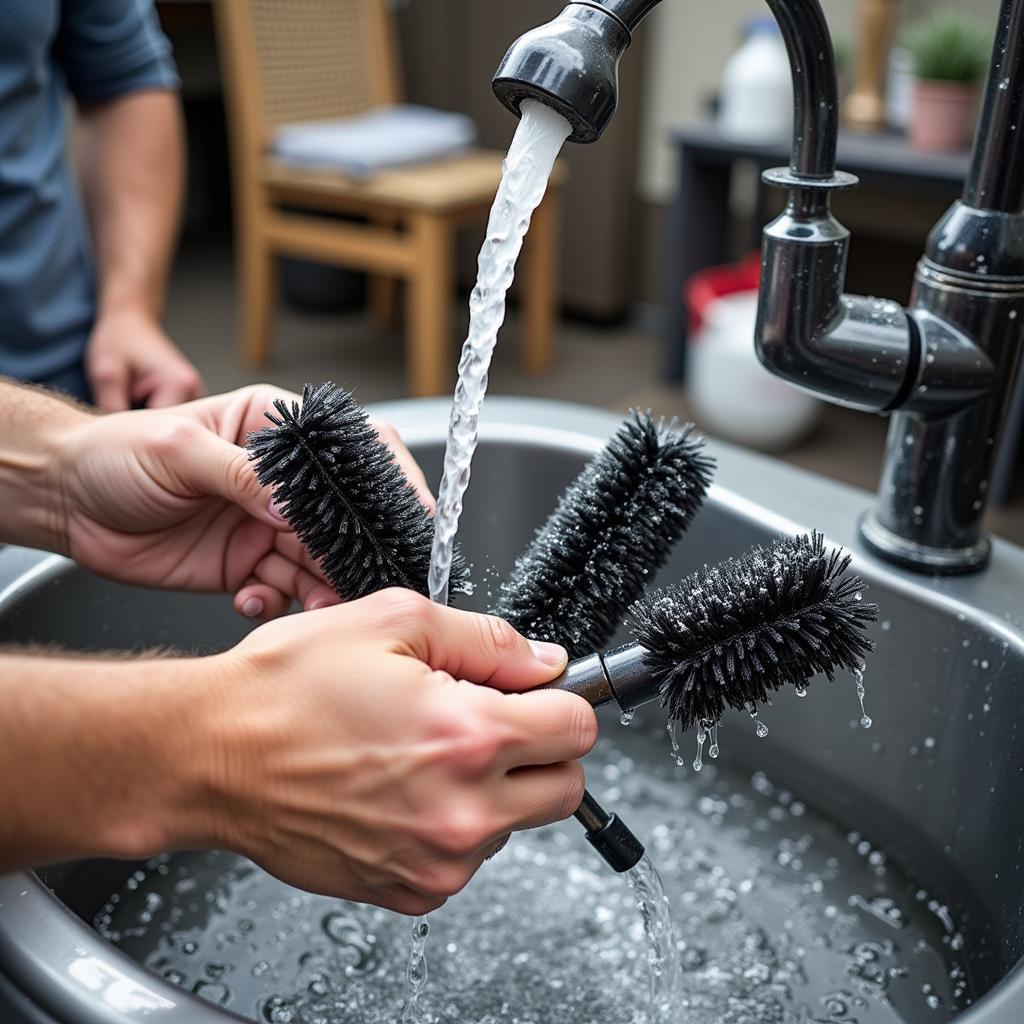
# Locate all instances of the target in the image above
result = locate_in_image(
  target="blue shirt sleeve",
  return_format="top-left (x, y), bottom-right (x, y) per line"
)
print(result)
top-left (54, 0), bottom-right (180, 103)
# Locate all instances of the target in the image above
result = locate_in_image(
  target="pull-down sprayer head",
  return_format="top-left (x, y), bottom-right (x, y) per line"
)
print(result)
top-left (492, 4), bottom-right (631, 144)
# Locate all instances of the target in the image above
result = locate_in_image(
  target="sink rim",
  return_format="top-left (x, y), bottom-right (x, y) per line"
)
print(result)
top-left (0, 395), bottom-right (1022, 1024)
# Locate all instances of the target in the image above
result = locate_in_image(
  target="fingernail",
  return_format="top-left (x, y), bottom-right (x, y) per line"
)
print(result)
top-left (242, 597), bottom-right (264, 619)
top-left (529, 640), bottom-right (567, 667)
top-left (268, 499), bottom-right (287, 521)
top-left (309, 599), bottom-right (330, 611)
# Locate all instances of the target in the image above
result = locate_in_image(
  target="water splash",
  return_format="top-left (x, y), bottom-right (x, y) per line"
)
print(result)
top-left (99, 741), bottom-right (970, 1024)
top-left (427, 100), bottom-right (571, 606)
top-left (625, 854), bottom-right (682, 1023)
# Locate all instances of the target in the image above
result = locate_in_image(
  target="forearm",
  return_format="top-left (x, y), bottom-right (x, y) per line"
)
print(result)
top-left (0, 650), bottom-right (220, 874)
top-left (77, 90), bottom-right (184, 318)
top-left (0, 380), bottom-right (91, 552)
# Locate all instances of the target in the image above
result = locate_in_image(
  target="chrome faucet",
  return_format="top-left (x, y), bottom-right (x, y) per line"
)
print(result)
top-left (493, 0), bottom-right (1024, 575)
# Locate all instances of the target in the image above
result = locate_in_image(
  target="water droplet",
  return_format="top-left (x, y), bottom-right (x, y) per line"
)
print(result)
top-left (795, 686), bottom-right (808, 698)
top-left (693, 725), bottom-right (706, 772)
top-left (619, 710), bottom-right (634, 727)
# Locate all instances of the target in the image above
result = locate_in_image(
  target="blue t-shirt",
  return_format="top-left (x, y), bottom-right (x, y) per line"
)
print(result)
top-left (0, 0), bottom-right (179, 396)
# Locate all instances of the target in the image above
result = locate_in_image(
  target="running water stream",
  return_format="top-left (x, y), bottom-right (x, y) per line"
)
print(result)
top-left (403, 98), bottom-right (573, 1024)
top-left (426, 98), bottom-right (571, 607)
top-left (625, 855), bottom-right (683, 1023)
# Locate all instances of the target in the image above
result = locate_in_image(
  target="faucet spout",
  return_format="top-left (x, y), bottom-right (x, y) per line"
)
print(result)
top-left (494, 0), bottom-right (840, 181)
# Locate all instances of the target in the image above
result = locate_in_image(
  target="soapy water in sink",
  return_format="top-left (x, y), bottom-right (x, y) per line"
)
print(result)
top-left (96, 730), bottom-right (970, 1024)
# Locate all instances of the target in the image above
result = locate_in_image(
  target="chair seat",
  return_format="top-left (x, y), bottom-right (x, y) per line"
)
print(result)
top-left (264, 148), bottom-right (502, 215)
top-left (263, 148), bottom-right (568, 216)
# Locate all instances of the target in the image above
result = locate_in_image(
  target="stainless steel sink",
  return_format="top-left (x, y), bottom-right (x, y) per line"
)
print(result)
top-left (0, 397), bottom-right (1022, 1024)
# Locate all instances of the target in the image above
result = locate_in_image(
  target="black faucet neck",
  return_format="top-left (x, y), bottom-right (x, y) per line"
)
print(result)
top-left (964, 0), bottom-right (1024, 214)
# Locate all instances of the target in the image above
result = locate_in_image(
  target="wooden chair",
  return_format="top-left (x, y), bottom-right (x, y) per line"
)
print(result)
top-left (214, 0), bottom-right (565, 396)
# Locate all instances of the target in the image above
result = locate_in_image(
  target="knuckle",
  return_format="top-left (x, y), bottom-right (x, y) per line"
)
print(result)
top-left (433, 803), bottom-right (492, 857)
top-left (443, 712), bottom-right (500, 775)
top-left (371, 587), bottom-right (431, 629)
top-left (149, 418), bottom-right (199, 458)
top-left (179, 368), bottom-right (203, 392)
top-left (482, 614), bottom-right (520, 654)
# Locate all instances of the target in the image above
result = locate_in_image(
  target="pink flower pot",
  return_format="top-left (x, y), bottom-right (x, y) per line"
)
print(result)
top-left (909, 79), bottom-right (979, 153)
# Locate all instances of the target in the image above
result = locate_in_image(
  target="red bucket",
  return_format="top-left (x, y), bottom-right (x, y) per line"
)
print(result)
top-left (685, 253), bottom-right (762, 338)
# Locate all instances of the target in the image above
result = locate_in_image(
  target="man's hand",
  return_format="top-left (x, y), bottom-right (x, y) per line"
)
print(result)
top-left (85, 307), bottom-right (204, 411)
top-left (0, 594), bottom-right (591, 912)
top-left (51, 384), bottom-right (433, 618)
top-left (193, 593), bottom-right (589, 912)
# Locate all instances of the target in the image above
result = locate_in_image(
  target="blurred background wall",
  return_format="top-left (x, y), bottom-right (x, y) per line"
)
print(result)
top-left (164, 0), bottom-right (1003, 321)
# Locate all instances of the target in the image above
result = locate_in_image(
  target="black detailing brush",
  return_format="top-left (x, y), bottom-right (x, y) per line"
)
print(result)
top-left (495, 411), bottom-right (713, 656)
top-left (497, 412), bottom-right (713, 871)
top-left (552, 533), bottom-right (877, 730)
top-left (247, 382), bottom-right (470, 603)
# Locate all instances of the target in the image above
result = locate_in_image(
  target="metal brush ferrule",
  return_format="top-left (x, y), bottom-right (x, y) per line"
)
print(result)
top-left (550, 643), bottom-right (660, 713)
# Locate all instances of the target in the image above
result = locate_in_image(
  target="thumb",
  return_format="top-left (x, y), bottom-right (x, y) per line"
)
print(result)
top-left (369, 591), bottom-right (568, 691)
top-left (188, 429), bottom-right (286, 529)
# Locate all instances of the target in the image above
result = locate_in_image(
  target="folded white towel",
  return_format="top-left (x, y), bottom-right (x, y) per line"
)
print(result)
top-left (270, 105), bottom-right (478, 179)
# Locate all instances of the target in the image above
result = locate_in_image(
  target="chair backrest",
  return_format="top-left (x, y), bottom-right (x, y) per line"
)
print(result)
top-left (215, 0), bottom-right (402, 162)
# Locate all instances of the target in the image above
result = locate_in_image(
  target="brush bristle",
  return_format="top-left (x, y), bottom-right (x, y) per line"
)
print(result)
top-left (495, 411), bottom-right (714, 657)
top-left (629, 532), bottom-right (877, 731)
top-left (247, 382), bottom-right (469, 603)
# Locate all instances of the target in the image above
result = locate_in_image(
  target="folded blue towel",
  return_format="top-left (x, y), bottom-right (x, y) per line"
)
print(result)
top-left (270, 105), bottom-right (478, 179)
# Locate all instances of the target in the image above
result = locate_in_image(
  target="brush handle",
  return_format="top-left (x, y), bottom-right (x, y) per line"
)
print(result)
top-left (552, 647), bottom-right (661, 873)
top-left (549, 643), bottom-right (661, 713)
top-left (548, 650), bottom-right (652, 872)
top-left (573, 792), bottom-right (645, 873)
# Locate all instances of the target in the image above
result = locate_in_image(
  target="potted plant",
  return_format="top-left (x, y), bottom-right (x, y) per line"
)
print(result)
top-left (904, 11), bottom-right (991, 153)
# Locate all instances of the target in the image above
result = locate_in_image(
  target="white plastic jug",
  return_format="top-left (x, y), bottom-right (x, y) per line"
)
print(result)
top-left (687, 291), bottom-right (821, 451)
top-left (718, 18), bottom-right (793, 142)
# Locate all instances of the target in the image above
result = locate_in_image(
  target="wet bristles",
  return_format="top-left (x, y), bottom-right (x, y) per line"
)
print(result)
top-left (495, 411), bottom-right (714, 656)
top-left (247, 382), bottom-right (469, 603)
top-left (629, 532), bottom-right (877, 731)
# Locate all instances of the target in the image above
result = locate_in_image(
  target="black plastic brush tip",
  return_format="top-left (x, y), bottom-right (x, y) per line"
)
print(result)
top-left (628, 532), bottom-right (878, 732)
top-left (247, 382), bottom-right (470, 604)
top-left (495, 410), bottom-right (714, 658)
